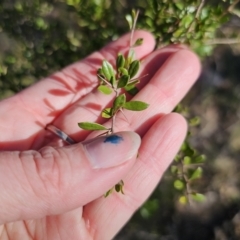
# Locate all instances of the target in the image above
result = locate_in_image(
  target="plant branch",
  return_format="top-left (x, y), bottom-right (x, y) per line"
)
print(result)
top-left (129, 10), bottom-right (140, 50)
top-left (186, 0), bottom-right (205, 34)
top-left (228, 0), bottom-right (240, 13)
top-left (205, 38), bottom-right (240, 45)
top-left (97, 75), bottom-right (113, 88)
top-left (180, 159), bottom-right (193, 205)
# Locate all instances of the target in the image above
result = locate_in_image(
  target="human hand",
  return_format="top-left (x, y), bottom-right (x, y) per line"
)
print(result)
top-left (0, 30), bottom-right (200, 239)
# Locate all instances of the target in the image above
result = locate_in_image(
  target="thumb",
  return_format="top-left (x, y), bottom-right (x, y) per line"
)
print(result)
top-left (0, 131), bottom-right (140, 224)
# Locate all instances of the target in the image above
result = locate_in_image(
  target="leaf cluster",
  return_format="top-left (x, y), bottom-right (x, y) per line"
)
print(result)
top-left (138, 0), bottom-right (232, 57)
top-left (78, 10), bottom-right (149, 196)
top-left (79, 32), bottom-right (149, 132)
top-left (171, 131), bottom-right (206, 204)
top-left (0, 0), bottom-right (236, 99)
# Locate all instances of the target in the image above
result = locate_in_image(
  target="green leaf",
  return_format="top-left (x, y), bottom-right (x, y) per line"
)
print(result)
top-left (101, 108), bottom-right (113, 118)
top-left (179, 195), bottom-right (188, 205)
top-left (117, 75), bottom-right (129, 88)
top-left (104, 188), bottom-right (113, 197)
top-left (125, 14), bottom-right (133, 29)
top-left (128, 60), bottom-right (140, 78)
top-left (115, 184), bottom-right (121, 192)
top-left (189, 116), bottom-right (200, 126)
top-left (115, 180), bottom-right (124, 194)
top-left (176, 2), bottom-right (184, 10)
top-left (191, 193), bottom-right (206, 202)
top-left (123, 101), bottom-right (149, 111)
top-left (174, 180), bottom-right (184, 190)
top-left (124, 80), bottom-right (139, 96)
top-left (98, 85), bottom-right (112, 95)
top-left (183, 156), bottom-right (191, 165)
top-left (133, 38), bottom-right (144, 47)
top-left (78, 122), bottom-right (108, 130)
top-left (125, 86), bottom-right (139, 96)
top-left (102, 60), bottom-right (115, 81)
top-left (118, 67), bottom-right (128, 76)
top-left (171, 165), bottom-right (178, 174)
top-left (189, 167), bottom-right (203, 181)
top-left (126, 49), bottom-right (135, 67)
top-left (116, 54), bottom-right (125, 70)
top-left (194, 154), bottom-right (206, 163)
top-left (181, 14), bottom-right (194, 28)
top-left (113, 94), bottom-right (126, 111)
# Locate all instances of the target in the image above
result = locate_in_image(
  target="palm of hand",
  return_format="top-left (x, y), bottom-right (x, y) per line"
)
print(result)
top-left (0, 31), bottom-right (200, 239)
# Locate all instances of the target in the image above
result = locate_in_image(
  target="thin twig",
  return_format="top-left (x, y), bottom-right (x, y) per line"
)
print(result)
top-left (228, 0), bottom-right (240, 13)
top-left (187, 0), bottom-right (205, 34)
top-left (129, 10), bottom-right (140, 50)
top-left (180, 160), bottom-right (193, 206)
top-left (128, 74), bottom-right (149, 84)
top-left (205, 38), bottom-right (240, 45)
top-left (220, 0), bottom-right (240, 17)
top-left (97, 75), bottom-right (113, 88)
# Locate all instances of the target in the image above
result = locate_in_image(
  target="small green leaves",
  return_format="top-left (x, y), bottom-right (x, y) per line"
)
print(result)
top-left (113, 94), bottom-right (126, 111)
top-left (123, 100), bottom-right (149, 111)
top-left (191, 193), bottom-right (206, 202)
top-left (118, 67), bottom-right (128, 76)
top-left (79, 10), bottom-right (148, 197)
top-left (102, 60), bottom-right (115, 81)
top-left (116, 54), bottom-right (125, 70)
top-left (133, 38), bottom-right (143, 47)
top-left (174, 180), bottom-right (185, 190)
top-left (101, 108), bottom-right (113, 118)
top-left (124, 84), bottom-right (139, 96)
top-left (98, 85), bottom-right (112, 94)
top-left (189, 116), bottom-right (201, 126)
top-left (189, 167), bottom-right (203, 181)
top-left (104, 180), bottom-right (124, 197)
top-left (104, 188), bottom-right (113, 198)
top-left (78, 122), bottom-right (108, 130)
top-left (117, 75), bottom-right (129, 88)
top-left (125, 14), bottom-right (133, 30)
top-left (128, 60), bottom-right (140, 78)
top-left (115, 180), bottom-right (124, 194)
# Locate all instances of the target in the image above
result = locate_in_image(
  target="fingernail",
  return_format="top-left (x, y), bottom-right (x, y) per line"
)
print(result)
top-left (82, 131), bottom-right (141, 169)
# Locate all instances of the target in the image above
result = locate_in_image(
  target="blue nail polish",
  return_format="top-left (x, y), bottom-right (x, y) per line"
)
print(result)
top-left (104, 135), bottom-right (123, 144)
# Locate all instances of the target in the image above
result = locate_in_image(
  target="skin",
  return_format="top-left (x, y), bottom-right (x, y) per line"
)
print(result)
top-left (0, 30), bottom-right (201, 239)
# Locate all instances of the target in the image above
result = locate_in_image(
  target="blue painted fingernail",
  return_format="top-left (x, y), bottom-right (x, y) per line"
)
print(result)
top-left (104, 135), bottom-right (123, 144)
top-left (82, 131), bottom-right (141, 169)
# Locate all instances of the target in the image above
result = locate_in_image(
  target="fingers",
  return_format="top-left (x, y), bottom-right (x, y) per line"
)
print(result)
top-left (0, 31), bottom-right (155, 147)
top-left (50, 47), bottom-right (200, 143)
top-left (112, 49), bottom-right (201, 136)
top-left (0, 131), bottom-right (140, 224)
top-left (82, 113), bottom-right (187, 240)
top-left (15, 30), bottom-right (155, 125)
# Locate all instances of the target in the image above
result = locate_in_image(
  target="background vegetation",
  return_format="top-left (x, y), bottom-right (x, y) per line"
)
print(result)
top-left (1, 0), bottom-right (240, 239)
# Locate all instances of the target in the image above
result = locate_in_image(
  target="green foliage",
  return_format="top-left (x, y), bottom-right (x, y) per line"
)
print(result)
top-left (0, 0), bottom-right (239, 236)
top-left (77, 10), bottom-right (149, 196)
top-left (173, 104), bottom-right (207, 204)
top-left (137, 0), bottom-right (232, 57)
top-left (0, 0), bottom-right (233, 99)
top-left (97, 85), bottom-right (112, 95)
top-left (123, 101), bottom-right (149, 111)
top-left (78, 122), bottom-right (108, 131)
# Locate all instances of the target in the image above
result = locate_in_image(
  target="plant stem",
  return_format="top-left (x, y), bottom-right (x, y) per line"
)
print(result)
top-left (129, 10), bottom-right (139, 51)
top-left (180, 159), bottom-right (193, 206)
top-left (111, 88), bottom-right (119, 133)
top-left (186, 0), bottom-right (205, 34)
